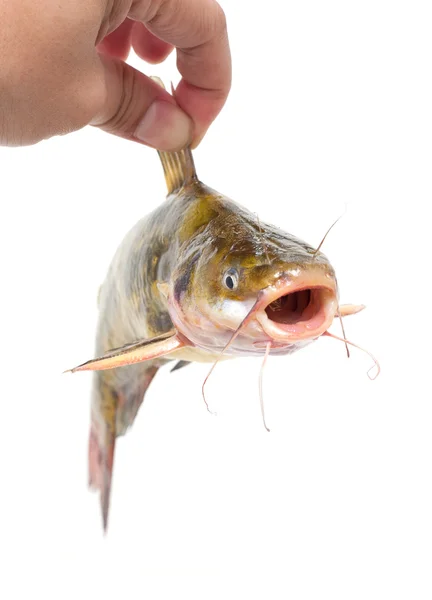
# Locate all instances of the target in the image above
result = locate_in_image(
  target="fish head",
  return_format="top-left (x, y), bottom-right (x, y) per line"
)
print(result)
top-left (168, 213), bottom-right (339, 356)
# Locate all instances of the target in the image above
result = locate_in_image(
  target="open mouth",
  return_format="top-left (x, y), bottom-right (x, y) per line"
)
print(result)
top-left (257, 284), bottom-right (337, 341)
top-left (266, 288), bottom-right (318, 324)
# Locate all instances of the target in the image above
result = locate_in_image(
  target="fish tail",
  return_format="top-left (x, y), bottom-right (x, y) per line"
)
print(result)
top-left (88, 376), bottom-right (117, 531)
top-left (89, 363), bottom-right (160, 531)
top-left (88, 417), bottom-right (116, 531)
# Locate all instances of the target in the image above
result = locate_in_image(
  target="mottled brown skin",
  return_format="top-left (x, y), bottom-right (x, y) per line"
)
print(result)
top-left (90, 149), bottom-right (336, 529)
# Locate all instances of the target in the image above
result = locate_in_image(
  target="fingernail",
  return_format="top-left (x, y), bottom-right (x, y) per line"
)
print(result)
top-left (134, 100), bottom-right (192, 151)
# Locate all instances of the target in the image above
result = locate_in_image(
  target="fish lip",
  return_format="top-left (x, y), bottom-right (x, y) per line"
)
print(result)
top-left (255, 273), bottom-right (337, 343)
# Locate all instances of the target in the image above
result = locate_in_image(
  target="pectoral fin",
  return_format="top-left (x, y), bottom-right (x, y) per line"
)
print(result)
top-left (67, 331), bottom-right (185, 373)
top-left (339, 304), bottom-right (366, 317)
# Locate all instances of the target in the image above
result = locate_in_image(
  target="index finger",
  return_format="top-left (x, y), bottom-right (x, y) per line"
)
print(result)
top-left (129, 0), bottom-right (231, 146)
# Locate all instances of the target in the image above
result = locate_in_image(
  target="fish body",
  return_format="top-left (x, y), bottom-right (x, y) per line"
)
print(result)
top-left (96, 157), bottom-right (335, 361)
top-left (74, 116), bottom-right (364, 529)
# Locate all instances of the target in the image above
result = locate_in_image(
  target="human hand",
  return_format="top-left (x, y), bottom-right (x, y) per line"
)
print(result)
top-left (0, 0), bottom-right (231, 149)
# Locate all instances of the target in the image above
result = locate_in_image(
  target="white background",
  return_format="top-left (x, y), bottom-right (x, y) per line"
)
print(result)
top-left (1, 1), bottom-right (431, 598)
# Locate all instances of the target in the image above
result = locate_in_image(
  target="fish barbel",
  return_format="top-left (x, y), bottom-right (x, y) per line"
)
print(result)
top-left (69, 83), bottom-right (367, 530)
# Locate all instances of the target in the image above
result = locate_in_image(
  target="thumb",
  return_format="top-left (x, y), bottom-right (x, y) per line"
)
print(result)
top-left (90, 54), bottom-right (193, 151)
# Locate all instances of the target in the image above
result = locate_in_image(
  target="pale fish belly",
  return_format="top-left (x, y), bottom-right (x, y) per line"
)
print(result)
top-left (170, 346), bottom-right (233, 363)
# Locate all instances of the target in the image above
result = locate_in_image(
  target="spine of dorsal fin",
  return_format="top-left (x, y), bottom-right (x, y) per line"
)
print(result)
top-left (157, 147), bottom-right (197, 195)
top-left (149, 76), bottom-right (198, 195)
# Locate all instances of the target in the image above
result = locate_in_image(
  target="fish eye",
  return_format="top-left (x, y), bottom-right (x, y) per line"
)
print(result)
top-left (223, 269), bottom-right (239, 290)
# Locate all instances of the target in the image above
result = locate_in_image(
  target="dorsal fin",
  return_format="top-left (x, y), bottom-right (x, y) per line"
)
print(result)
top-left (157, 147), bottom-right (197, 194)
top-left (150, 76), bottom-right (198, 195)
